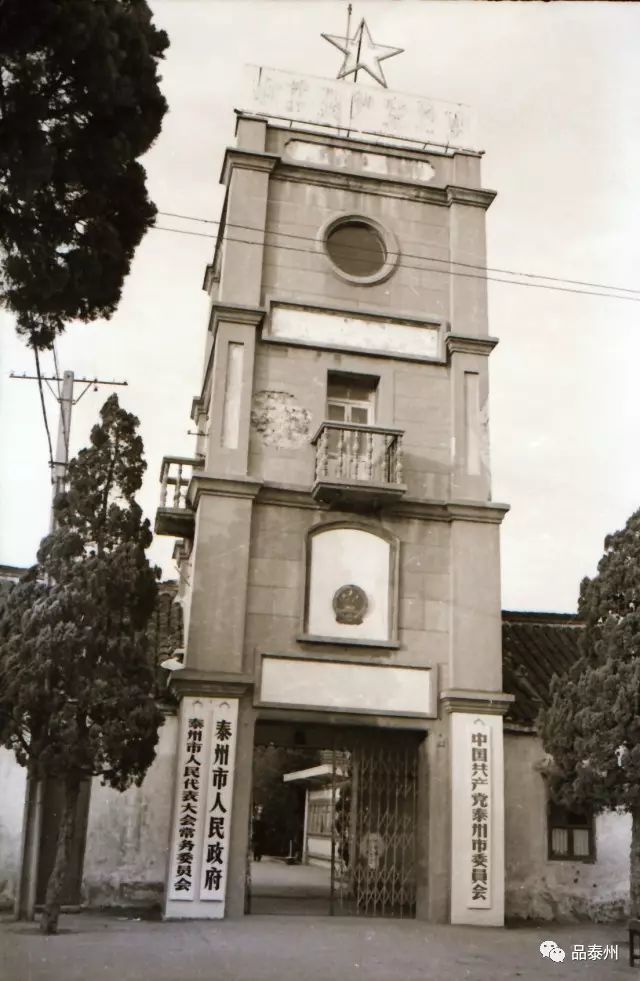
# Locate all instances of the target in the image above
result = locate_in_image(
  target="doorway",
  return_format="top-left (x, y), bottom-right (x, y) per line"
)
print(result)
top-left (248, 723), bottom-right (420, 918)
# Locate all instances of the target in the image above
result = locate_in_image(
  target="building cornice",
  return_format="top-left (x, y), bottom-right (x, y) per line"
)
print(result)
top-left (392, 498), bottom-right (510, 525)
top-left (220, 147), bottom-right (279, 186)
top-left (445, 333), bottom-right (499, 358)
top-left (170, 669), bottom-right (255, 700)
top-left (186, 477), bottom-right (509, 525)
top-left (235, 110), bottom-right (485, 161)
top-left (440, 689), bottom-right (515, 716)
top-left (446, 185), bottom-right (497, 209)
top-left (188, 474), bottom-right (263, 509)
top-left (209, 302), bottom-right (265, 333)
top-left (190, 396), bottom-right (205, 422)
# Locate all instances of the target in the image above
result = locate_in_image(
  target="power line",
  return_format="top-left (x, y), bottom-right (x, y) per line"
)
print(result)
top-left (150, 224), bottom-right (640, 304)
top-left (52, 344), bottom-right (62, 398)
top-left (31, 347), bottom-right (54, 474)
top-left (156, 209), bottom-right (640, 298)
top-left (10, 371), bottom-right (128, 493)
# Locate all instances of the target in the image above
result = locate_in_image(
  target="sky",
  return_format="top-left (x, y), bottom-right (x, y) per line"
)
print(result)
top-left (2, 0), bottom-right (640, 612)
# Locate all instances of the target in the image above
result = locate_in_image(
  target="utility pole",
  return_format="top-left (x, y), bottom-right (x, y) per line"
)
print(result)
top-left (50, 370), bottom-right (74, 530)
top-left (10, 368), bottom-right (127, 920)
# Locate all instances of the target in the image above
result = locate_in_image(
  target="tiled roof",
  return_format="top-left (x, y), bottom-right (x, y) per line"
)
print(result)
top-left (502, 610), bottom-right (583, 728)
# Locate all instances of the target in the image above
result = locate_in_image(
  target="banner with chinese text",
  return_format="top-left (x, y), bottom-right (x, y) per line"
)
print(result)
top-left (166, 696), bottom-right (239, 915)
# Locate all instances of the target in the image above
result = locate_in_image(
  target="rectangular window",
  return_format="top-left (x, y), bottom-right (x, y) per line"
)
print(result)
top-left (325, 373), bottom-right (379, 480)
top-left (307, 800), bottom-right (332, 836)
top-left (548, 802), bottom-right (594, 861)
top-left (326, 372), bottom-right (378, 425)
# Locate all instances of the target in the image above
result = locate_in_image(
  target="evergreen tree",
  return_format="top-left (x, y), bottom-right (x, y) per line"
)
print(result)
top-left (0, 0), bottom-right (169, 348)
top-left (540, 508), bottom-right (640, 915)
top-left (0, 395), bottom-right (163, 934)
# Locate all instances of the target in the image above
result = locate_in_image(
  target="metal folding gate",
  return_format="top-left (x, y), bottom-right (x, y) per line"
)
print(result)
top-left (328, 733), bottom-right (418, 918)
top-left (248, 726), bottom-right (419, 918)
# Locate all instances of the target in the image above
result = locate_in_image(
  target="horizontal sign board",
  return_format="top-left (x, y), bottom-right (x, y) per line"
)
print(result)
top-left (241, 65), bottom-right (478, 152)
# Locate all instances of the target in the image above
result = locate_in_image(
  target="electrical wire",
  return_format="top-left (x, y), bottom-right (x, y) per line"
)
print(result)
top-left (52, 343), bottom-right (62, 398)
top-left (32, 346), bottom-right (54, 474)
top-left (150, 224), bottom-right (640, 304)
top-left (156, 210), bottom-right (640, 298)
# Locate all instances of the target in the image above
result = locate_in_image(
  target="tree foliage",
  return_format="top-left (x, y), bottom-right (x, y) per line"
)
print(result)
top-left (0, 0), bottom-right (169, 348)
top-left (540, 507), bottom-right (640, 913)
top-left (0, 394), bottom-right (163, 931)
top-left (252, 746), bottom-right (321, 857)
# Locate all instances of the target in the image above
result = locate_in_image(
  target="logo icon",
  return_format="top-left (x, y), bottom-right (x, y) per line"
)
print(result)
top-left (540, 940), bottom-right (566, 963)
top-left (333, 584), bottom-right (368, 625)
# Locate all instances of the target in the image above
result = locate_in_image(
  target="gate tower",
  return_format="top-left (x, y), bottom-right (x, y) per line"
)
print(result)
top-left (156, 50), bottom-right (511, 924)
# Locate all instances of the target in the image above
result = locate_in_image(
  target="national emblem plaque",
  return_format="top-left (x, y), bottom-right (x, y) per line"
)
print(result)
top-left (333, 584), bottom-right (368, 625)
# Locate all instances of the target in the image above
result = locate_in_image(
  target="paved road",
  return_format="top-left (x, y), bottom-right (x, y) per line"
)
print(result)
top-left (0, 912), bottom-right (631, 981)
top-left (250, 856), bottom-right (331, 897)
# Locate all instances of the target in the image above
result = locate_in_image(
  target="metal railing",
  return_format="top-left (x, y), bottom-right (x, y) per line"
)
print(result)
top-left (311, 423), bottom-right (404, 487)
top-left (159, 456), bottom-right (204, 509)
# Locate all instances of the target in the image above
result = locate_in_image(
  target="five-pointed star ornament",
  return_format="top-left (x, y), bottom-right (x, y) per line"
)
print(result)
top-left (322, 18), bottom-right (403, 89)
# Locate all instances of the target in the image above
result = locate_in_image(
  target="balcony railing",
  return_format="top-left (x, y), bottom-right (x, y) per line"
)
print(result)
top-left (156, 456), bottom-right (204, 536)
top-left (310, 422), bottom-right (406, 509)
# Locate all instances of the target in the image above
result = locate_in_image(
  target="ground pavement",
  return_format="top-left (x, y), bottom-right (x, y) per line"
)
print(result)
top-left (0, 911), bottom-right (632, 981)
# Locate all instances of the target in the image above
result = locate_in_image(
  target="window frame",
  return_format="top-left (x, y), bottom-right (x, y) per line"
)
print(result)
top-left (319, 213), bottom-right (400, 286)
top-left (326, 371), bottom-right (378, 427)
top-left (307, 799), bottom-right (333, 837)
top-left (547, 801), bottom-right (596, 863)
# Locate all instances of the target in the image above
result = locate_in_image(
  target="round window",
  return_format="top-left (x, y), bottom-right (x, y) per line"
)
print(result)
top-left (325, 220), bottom-right (387, 279)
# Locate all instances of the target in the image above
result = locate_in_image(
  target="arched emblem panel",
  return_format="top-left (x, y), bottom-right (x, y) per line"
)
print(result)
top-left (305, 523), bottom-right (398, 643)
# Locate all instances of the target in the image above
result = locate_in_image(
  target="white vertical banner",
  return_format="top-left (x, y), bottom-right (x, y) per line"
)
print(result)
top-left (468, 719), bottom-right (491, 909)
top-left (200, 698), bottom-right (239, 901)
top-left (165, 696), bottom-right (239, 919)
top-left (167, 697), bottom-right (211, 901)
top-left (450, 712), bottom-right (505, 927)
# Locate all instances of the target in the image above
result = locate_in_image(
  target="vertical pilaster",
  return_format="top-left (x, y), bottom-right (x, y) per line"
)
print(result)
top-left (448, 516), bottom-right (504, 692)
top-left (185, 485), bottom-right (259, 674)
top-left (224, 694), bottom-right (256, 917)
top-left (416, 722), bottom-right (451, 923)
top-left (447, 335), bottom-right (497, 502)
top-left (219, 155), bottom-right (276, 308)
top-left (447, 185), bottom-right (492, 339)
top-left (206, 310), bottom-right (262, 477)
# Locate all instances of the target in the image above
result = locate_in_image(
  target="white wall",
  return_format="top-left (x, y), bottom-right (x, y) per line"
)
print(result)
top-left (0, 747), bottom-right (26, 909)
top-left (82, 713), bottom-right (177, 908)
top-left (505, 733), bottom-right (630, 922)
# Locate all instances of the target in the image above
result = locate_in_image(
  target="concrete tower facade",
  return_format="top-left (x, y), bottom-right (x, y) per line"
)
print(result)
top-left (157, 67), bottom-right (511, 924)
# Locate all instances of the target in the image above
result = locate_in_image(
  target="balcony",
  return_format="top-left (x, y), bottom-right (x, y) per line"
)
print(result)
top-left (310, 422), bottom-right (406, 510)
top-left (155, 456), bottom-right (204, 537)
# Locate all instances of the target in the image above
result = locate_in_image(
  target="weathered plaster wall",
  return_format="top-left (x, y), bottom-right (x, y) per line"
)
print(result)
top-left (505, 733), bottom-right (629, 922)
top-left (82, 713), bottom-right (177, 909)
top-left (249, 342), bottom-right (451, 499)
top-left (0, 747), bottom-right (26, 909)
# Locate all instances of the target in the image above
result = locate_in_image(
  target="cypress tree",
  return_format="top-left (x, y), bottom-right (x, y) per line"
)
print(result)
top-left (540, 508), bottom-right (640, 915)
top-left (0, 0), bottom-right (169, 348)
top-left (0, 395), bottom-right (163, 933)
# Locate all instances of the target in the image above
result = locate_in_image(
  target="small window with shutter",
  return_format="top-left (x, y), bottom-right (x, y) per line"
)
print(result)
top-left (548, 802), bottom-right (595, 861)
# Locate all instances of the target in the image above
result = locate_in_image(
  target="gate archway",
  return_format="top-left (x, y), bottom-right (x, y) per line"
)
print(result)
top-left (249, 723), bottom-right (420, 918)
